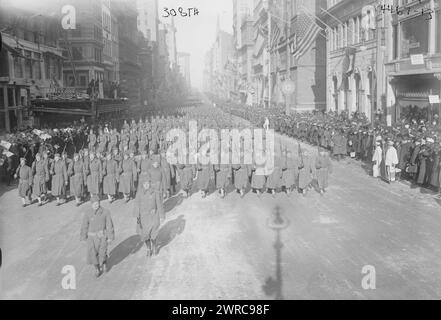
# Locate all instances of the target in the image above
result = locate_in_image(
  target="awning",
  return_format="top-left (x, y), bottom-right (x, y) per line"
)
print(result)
top-left (397, 98), bottom-right (430, 109)
top-left (2, 42), bottom-right (25, 58)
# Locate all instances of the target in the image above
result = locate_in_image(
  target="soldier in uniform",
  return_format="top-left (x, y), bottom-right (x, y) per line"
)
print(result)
top-left (315, 146), bottom-right (333, 194)
top-left (103, 152), bottom-right (119, 203)
top-left (15, 157), bottom-right (33, 207)
top-left (32, 153), bottom-right (49, 206)
top-left (133, 180), bottom-right (160, 257)
top-left (178, 163), bottom-right (194, 198)
top-left (281, 150), bottom-right (299, 195)
top-left (87, 152), bottom-right (102, 198)
top-left (88, 129), bottom-right (97, 152)
top-left (68, 153), bottom-right (86, 206)
top-left (119, 151), bottom-right (137, 202)
top-left (148, 154), bottom-right (165, 220)
top-left (80, 195), bottom-right (114, 277)
top-left (50, 153), bottom-right (68, 205)
top-left (214, 150), bottom-right (231, 198)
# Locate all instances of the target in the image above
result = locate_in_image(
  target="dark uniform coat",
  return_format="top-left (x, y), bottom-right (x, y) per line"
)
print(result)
top-left (103, 159), bottom-right (119, 195)
top-left (68, 160), bottom-right (85, 198)
top-left (87, 159), bottom-right (102, 195)
top-left (16, 165), bottom-right (32, 198)
top-left (32, 160), bottom-right (49, 197)
top-left (133, 187), bottom-right (159, 242)
top-left (51, 160), bottom-right (68, 197)
top-left (80, 207), bottom-right (114, 265)
top-left (119, 158), bottom-right (137, 194)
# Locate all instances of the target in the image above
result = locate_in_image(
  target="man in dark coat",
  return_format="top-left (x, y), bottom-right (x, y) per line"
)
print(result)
top-left (15, 157), bottom-right (33, 207)
top-left (133, 180), bottom-right (160, 257)
top-left (80, 195), bottom-right (114, 277)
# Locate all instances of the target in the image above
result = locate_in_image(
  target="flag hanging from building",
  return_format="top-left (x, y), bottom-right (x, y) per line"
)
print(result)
top-left (269, 18), bottom-right (281, 51)
top-left (292, 10), bottom-right (323, 60)
top-left (339, 46), bottom-right (357, 90)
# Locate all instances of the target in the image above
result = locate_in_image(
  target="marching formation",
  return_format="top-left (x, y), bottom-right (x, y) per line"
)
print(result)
top-left (220, 102), bottom-right (441, 191)
top-left (3, 104), bottom-right (337, 278)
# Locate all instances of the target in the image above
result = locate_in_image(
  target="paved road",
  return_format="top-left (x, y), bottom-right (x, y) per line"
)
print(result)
top-left (2, 126), bottom-right (441, 299)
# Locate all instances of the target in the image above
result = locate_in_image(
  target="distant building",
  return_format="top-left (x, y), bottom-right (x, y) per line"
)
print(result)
top-left (0, 1), bottom-right (64, 131)
top-left (165, 19), bottom-right (178, 68)
top-left (233, 0), bottom-right (254, 105)
top-left (178, 52), bottom-right (191, 88)
top-left (384, 0), bottom-right (441, 123)
top-left (114, 0), bottom-right (141, 104)
top-left (204, 17), bottom-right (235, 100)
top-left (324, 0), bottom-right (380, 121)
top-left (136, 0), bottom-right (159, 42)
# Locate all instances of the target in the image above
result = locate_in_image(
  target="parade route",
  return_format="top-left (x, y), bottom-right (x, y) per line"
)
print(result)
top-left (2, 131), bottom-right (441, 300)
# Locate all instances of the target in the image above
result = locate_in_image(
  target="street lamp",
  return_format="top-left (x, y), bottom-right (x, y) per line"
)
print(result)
top-left (264, 205), bottom-right (290, 300)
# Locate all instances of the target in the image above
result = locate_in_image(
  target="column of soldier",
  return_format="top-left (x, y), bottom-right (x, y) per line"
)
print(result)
top-left (13, 105), bottom-right (337, 211)
top-left (220, 101), bottom-right (441, 191)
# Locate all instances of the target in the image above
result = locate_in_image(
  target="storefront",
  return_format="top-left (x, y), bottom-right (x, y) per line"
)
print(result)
top-left (391, 73), bottom-right (441, 123)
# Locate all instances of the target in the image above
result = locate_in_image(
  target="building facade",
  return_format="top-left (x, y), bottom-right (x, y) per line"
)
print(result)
top-left (324, 0), bottom-right (382, 121)
top-left (384, 0), bottom-right (441, 124)
top-left (0, 2), bottom-right (64, 131)
top-left (233, 0), bottom-right (255, 105)
top-left (178, 52), bottom-right (191, 88)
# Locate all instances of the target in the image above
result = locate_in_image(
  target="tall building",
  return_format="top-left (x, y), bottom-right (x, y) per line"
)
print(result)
top-left (114, 0), bottom-right (141, 104)
top-left (324, 0), bottom-right (381, 121)
top-left (136, 0), bottom-right (159, 42)
top-left (384, 0), bottom-right (441, 124)
top-left (233, 0), bottom-right (255, 105)
top-left (178, 52), bottom-right (191, 88)
top-left (0, 0), bottom-right (64, 131)
top-left (204, 18), bottom-right (235, 100)
top-left (165, 19), bottom-right (178, 68)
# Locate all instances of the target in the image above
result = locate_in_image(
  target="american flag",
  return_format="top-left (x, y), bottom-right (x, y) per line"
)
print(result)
top-left (292, 10), bottom-right (323, 60)
top-left (269, 19), bottom-right (281, 51)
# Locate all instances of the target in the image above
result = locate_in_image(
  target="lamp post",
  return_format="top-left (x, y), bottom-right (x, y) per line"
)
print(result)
top-left (265, 205), bottom-right (290, 300)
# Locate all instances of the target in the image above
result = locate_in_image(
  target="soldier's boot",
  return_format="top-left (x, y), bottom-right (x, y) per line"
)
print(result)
top-left (256, 189), bottom-right (261, 197)
top-left (145, 240), bottom-right (151, 257)
top-left (151, 239), bottom-right (157, 256)
top-left (94, 265), bottom-right (101, 278)
top-left (21, 198), bottom-right (27, 207)
top-left (240, 189), bottom-right (245, 198)
top-left (107, 194), bottom-right (112, 202)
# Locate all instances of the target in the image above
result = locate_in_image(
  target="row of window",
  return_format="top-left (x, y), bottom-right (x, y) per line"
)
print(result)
top-left (392, 10), bottom-right (441, 59)
top-left (329, 15), bottom-right (377, 51)
top-left (12, 50), bottom-right (62, 81)
top-left (70, 46), bottom-right (103, 63)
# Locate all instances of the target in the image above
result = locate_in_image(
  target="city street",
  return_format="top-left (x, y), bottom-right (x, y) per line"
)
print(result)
top-left (2, 132), bottom-right (441, 300)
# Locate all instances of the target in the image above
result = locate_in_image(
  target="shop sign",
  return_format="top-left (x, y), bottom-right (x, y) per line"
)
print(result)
top-left (410, 54), bottom-right (425, 65)
top-left (429, 95), bottom-right (440, 104)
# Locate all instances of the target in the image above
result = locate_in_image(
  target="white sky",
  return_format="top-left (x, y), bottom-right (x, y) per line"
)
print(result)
top-left (158, 0), bottom-right (233, 90)
top-left (4, 0), bottom-right (234, 90)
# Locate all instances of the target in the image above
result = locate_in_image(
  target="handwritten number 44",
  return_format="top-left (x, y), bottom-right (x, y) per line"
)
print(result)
top-left (163, 7), bottom-right (199, 18)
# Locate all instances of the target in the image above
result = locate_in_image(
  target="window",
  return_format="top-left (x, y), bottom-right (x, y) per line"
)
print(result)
top-left (400, 16), bottom-right (429, 58)
top-left (355, 16), bottom-right (360, 43)
top-left (437, 10), bottom-right (441, 53)
top-left (80, 75), bottom-right (87, 87)
top-left (393, 24), bottom-right (399, 59)
top-left (33, 53), bottom-right (41, 80)
top-left (24, 50), bottom-right (32, 78)
top-left (72, 24), bottom-right (81, 37)
top-left (94, 48), bottom-right (102, 63)
top-left (14, 56), bottom-right (23, 78)
top-left (72, 47), bottom-right (83, 60)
